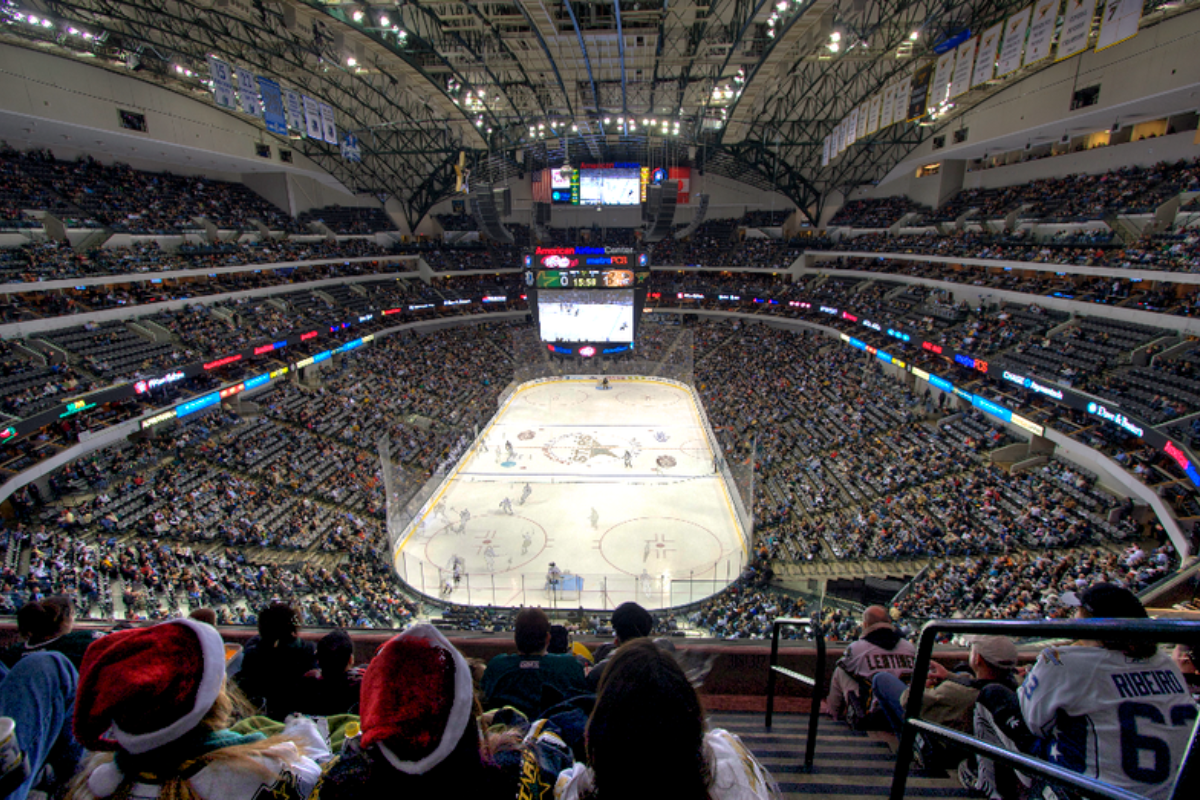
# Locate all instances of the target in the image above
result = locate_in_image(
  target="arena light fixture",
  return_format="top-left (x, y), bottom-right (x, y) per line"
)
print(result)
top-left (910, 31), bottom-right (920, 40)
top-left (352, 9), bottom-right (364, 22)
top-left (346, 57), bottom-right (357, 67)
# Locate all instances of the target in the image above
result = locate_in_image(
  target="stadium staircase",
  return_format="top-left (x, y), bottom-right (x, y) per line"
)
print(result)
top-left (708, 711), bottom-right (971, 799)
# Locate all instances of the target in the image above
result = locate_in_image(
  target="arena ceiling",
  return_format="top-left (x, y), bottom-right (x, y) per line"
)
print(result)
top-left (2, 0), bottom-right (1191, 226)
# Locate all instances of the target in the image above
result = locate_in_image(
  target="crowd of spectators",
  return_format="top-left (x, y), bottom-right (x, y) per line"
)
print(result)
top-left (296, 204), bottom-right (398, 234)
top-left (837, 158), bottom-right (1200, 228)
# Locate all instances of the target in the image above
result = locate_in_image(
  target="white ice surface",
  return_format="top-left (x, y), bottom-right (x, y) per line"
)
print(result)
top-left (393, 378), bottom-right (746, 610)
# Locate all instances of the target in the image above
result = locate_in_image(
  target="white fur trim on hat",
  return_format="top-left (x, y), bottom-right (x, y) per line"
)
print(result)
top-left (111, 619), bottom-right (227, 755)
top-left (87, 761), bottom-right (124, 798)
top-left (375, 624), bottom-right (473, 775)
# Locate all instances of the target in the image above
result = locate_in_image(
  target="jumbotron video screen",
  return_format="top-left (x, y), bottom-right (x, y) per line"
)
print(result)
top-left (524, 247), bottom-right (650, 350)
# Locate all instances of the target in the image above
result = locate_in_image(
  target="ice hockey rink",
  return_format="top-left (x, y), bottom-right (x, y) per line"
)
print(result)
top-left (392, 377), bottom-right (749, 610)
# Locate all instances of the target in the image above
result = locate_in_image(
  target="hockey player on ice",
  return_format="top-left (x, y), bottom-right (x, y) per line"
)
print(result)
top-left (484, 545), bottom-right (497, 571)
top-left (520, 483), bottom-right (532, 505)
top-left (623, 450), bottom-right (633, 469)
top-left (589, 507), bottom-right (599, 530)
top-left (499, 497), bottom-right (513, 515)
top-left (522, 530), bottom-right (533, 554)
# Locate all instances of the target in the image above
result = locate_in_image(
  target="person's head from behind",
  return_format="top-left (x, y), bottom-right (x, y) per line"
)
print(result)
top-left (611, 602), bottom-right (653, 645)
top-left (188, 607), bottom-right (217, 626)
top-left (1173, 643), bottom-right (1197, 675)
top-left (318, 629), bottom-right (355, 677)
top-left (1071, 583), bottom-right (1155, 659)
top-left (359, 625), bottom-right (487, 785)
top-left (257, 602), bottom-right (299, 647)
top-left (17, 595), bottom-right (74, 643)
top-left (861, 605), bottom-right (891, 631)
top-left (72, 619), bottom-right (240, 798)
top-left (966, 635), bottom-right (1019, 679)
top-left (587, 639), bottom-right (708, 800)
top-left (548, 624), bottom-right (571, 655)
top-left (514, 608), bottom-right (551, 655)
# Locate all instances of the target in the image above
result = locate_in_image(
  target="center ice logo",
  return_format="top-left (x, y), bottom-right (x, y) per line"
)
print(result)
top-left (541, 432), bottom-right (642, 465)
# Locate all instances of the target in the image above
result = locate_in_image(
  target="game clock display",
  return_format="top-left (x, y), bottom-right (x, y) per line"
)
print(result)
top-left (535, 269), bottom-right (634, 289)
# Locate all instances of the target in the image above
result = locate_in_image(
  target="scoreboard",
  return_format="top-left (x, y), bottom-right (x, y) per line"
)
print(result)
top-left (524, 246), bottom-right (650, 270)
top-left (525, 247), bottom-right (650, 354)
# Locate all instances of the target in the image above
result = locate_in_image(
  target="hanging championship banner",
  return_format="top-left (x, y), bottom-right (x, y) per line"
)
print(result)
top-left (951, 37), bottom-right (977, 98)
top-left (822, 135), bottom-right (831, 167)
top-left (880, 84), bottom-right (896, 130)
top-left (930, 50), bottom-right (956, 109)
top-left (848, 107), bottom-right (860, 144)
top-left (891, 76), bottom-right (911, 125)
top-left (1056, 0), bottom-right (1097, 60)
top-left (236, 68), bottom-right (261, 117)
top-left (207, 56), bottom-right (236, 110)
top-left (302, 95), bottom-right (324, 139)
top-left (1096, 0), bottom-right (1142, 51)
top-left (856, 104), bottom-right (868, 140)
top-left (972, 22), bottom-right (1003, 86)
top-left (341, 131), bottom-right (362, 162)
top-left (996, 6), bottom-right (1032, 77)
top-left (319, 102), bottom-right (338, 144)
top-left (1023, 0), bottom-right (1061, 66)
top-left (257, 77), bottom-right (287, 136)
top-left (283, 89), bottom-right (304, 132)
top-left (867, 94), bottom-right (882, 133)
top-left (906, 63), bottom-right (934, 121)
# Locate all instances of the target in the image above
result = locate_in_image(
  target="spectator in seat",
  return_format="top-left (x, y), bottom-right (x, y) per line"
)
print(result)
top-left (481, 608), bottom-right (587, 717)
top-left (295, 629), bottom-right (363, 717)
top-left (234, 603), bottom-right (316, 720)
top-left (584, 601), bottom-right (654, 692)
top-left (873, 635), bottom-right (1019, 770)
top-left (556, 638), bottom-right (780, 800)
top-left (314, 624), bottom-right (571, 799)
top-left (970, 584), bottom-right (1195, 800)
top-left (0, 652), bottom-right (82, 800)
top-left (67, 619), bottom-right (328, 800)
top-left (1173, 642), bottom-right (1199, 701)
top-left (1, 596), bottom-right (97, 670)
top-left (824, 605), bottom-right (916, 723)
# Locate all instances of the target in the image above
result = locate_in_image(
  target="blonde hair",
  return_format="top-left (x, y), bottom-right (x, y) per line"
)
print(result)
top-left (66, 686), bottom-right (304, 800)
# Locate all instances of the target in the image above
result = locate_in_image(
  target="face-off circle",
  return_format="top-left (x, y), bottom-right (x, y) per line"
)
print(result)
top-left (598, 517), bottom-right (725, 576)
top-left (522, 387), bottom-right (590, 409)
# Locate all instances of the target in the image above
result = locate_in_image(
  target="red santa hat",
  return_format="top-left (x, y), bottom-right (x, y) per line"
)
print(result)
top-left (359, 624), bottom-right (474, 775)
top-left (75, 619), bottom-right (226, 754)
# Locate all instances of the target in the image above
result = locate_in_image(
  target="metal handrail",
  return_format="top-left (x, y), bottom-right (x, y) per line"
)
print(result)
top-left (765, 616), bottom-right (825, 772)
top-left (889, 618), bottom-right (1200, 800)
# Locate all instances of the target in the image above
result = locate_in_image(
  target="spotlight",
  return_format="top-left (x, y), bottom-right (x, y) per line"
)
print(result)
top-left (346, 57), bottom-right (357, 67)
top-left (352, 9), bottom-right (364, 22)
top-left (910, 31), bottom-right (919, 40)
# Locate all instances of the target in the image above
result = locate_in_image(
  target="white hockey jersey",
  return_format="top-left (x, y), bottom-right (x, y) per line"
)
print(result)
top-left (1019, 645), bottom-right (1198, 800)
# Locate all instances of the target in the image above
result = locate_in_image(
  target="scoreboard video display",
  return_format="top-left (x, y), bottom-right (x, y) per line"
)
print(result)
top-left (525, 247), bottom-right (650, 351)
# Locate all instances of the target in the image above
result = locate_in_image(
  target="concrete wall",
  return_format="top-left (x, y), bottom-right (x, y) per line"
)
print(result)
top-left (0, 43), bottom-right (348, 196)
top-left (879, 9), bottom-right (1200, 189)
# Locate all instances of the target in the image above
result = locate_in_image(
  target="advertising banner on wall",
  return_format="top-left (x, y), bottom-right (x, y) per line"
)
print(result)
top-left (1023, 0), bottom-right (1061, 66)
top-left (1056, 0), bottom-right (1097, 60)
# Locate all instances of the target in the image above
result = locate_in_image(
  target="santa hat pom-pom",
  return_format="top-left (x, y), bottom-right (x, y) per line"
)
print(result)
top-left (87, 761), bottom-right (124, 798)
